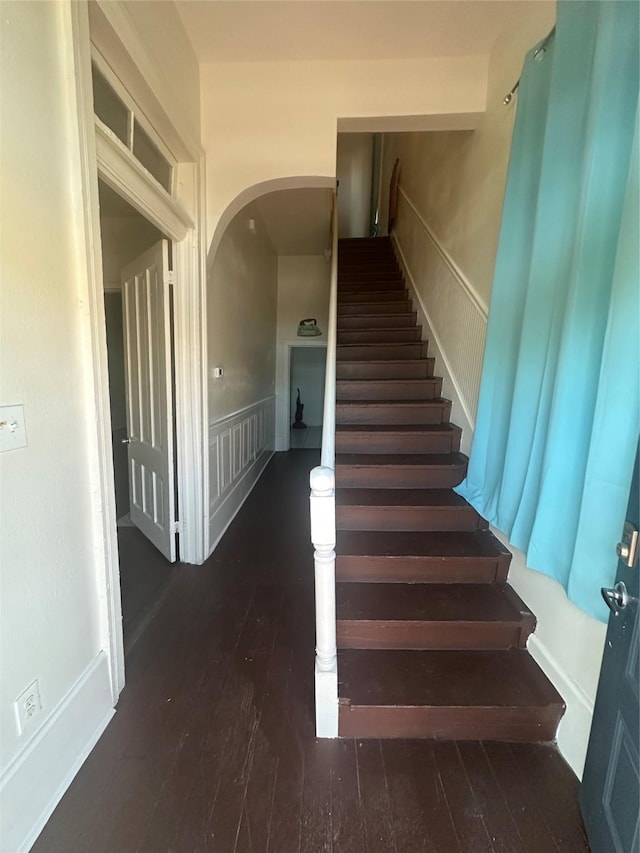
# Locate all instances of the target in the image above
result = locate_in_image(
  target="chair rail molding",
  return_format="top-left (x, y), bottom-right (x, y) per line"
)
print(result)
top-left (208, 396), bottom-right (276, 556)
top-left (391, 187), bottom-right (489, 450)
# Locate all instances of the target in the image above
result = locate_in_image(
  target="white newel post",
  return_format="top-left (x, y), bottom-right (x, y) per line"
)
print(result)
top-left (310, 465), bottom-right (338, 738)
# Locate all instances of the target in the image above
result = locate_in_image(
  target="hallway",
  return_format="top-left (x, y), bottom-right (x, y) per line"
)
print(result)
top-left (33, 452), bottom-right (589, 853)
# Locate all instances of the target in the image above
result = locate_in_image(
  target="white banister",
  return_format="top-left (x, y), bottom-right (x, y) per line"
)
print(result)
top-left (310, 190), bottom-right (339, 738)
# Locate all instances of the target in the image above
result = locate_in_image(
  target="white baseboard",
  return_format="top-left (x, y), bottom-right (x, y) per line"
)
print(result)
top-left (0, 652), bottom-right (114, 853)
top-left (208, 449), bottom-right (274, 556)
top-left (526, 634), bottom-right (594, 779)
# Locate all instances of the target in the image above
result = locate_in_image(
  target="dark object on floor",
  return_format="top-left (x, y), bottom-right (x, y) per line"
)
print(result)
top-left (292, 387), bottom-right (307, 429)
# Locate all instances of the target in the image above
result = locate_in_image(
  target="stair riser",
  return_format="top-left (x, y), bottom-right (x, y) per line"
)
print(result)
top-left (336, 402), bottom-right (451, 425)
top-left (336, 506), bottom-right (483, 531)
top-left (336, 466), bottom-right (466, 489)
top-left (336, 379), bottom-right (441, 401)
top-left (335, 431), bottom-right (459, 454)
top-left (336, 360), bottom-right (433, 380)
top-left (337, 343), bottom-right (428, 360)
top-left (338, 291), bottom-right (408, 304)
top-left (339, 273), bottom-right (402, 283)
top-left (339, 302), bottom-right (413, 316)
top-left (338, 314), bottom-right (417, 329)
top-left (338, 706), bottom-right (563, 741)
top-left (338, 281), bottom-right (405, 293)
top-left (337, 328), bottom-right (422, 344)
top-left (336, 621), bottom-right (532, 651)
top-left (336, 556), bottom-right (508, 584)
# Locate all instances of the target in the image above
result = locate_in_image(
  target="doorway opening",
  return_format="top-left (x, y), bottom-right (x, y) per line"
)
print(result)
top-left (98, 180), bottom-right (178, 653)
top-left (289, 345), bottom-right (327, 449)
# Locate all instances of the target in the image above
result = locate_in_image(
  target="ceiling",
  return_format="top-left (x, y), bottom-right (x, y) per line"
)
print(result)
top-left (176, 1), bottom-right (549, 64)
top-left (255, 188), bottom-right (333, 254)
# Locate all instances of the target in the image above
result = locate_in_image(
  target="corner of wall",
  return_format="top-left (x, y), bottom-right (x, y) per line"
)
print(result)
top-left (0, 653), bottom-right (114, 853)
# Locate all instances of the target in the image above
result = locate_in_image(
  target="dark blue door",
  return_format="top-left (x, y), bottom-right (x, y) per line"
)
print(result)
top-left (581, 446), bottom-right (639, 853)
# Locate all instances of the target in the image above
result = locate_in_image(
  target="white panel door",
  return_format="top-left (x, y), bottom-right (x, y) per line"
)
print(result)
top-left (121, 240), bottom-right (177, 562)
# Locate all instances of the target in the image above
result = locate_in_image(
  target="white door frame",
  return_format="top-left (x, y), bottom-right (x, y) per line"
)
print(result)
top-left (282, 340), bottom-right (328, 451)
top-left (68, 1), bottom-right (208, 702)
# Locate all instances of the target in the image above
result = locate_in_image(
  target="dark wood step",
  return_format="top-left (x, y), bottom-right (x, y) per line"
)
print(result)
top-left (338, 280), bottom-right (405, 293)
top-left (337, 290), bottom-right (408, 304)
top-left (336, 398), bottom-right (451, 425)
top-left (339, 271), bottom-right (402, 283)
top-left (337, 313), bottom-right (417, 330)
top-left (337, 648), bottom-right (565, 741)
top-left (336, 583), bottom-right (536, 650)
top-left (335, 423), bottom-right (460, 454)
top-left (337, 327), bottom-right (422, 344)
top-left (338, 300), bottom-right (413, 316)
top-left (336, 378), bottom-right (442, 401)
top-left (336, 358), bottom-right (433, 380)
top-left (335, 453), bottom-right (468, 489)
top-left (337, 342), bottom-right (428, 361)
top-left (335, 488), bottom-right (484, 532)
top-left (336, 530), bottom-right (511, 582)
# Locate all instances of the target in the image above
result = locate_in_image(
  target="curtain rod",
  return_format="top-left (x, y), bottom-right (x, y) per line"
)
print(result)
top-left (503, 27), bottom-right (556, 105)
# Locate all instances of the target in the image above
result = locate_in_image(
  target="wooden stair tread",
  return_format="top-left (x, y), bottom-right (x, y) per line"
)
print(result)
top-left (336, 583), bottom-right (530, 623)
top-left (336, 488), bottom-right (469, 507)
top-left (336, 397), bottom-right (449, 406)
top-left (336, 452), bottom-right (467, 467)
top-left (338, 648), bottom-right (564, 709)
top-left (336, 423), bottom-right (458, 434)
top-left (337, 529), bottom-right (509, 559)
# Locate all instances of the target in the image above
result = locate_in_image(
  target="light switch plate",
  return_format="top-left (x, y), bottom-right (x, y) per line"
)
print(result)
top-left (0, 405), bottom-right (28, 452)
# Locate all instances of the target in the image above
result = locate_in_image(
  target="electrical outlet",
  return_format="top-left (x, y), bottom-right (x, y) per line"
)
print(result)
top-left (14, 679), bottom-right (42, 735)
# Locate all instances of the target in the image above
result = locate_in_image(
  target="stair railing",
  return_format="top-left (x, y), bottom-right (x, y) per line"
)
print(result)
top-left (310, 189), bottom-right (339, 738)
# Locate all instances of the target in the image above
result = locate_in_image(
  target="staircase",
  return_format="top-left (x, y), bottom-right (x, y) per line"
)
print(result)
top-left (334, 236), bottom-right (565, 741)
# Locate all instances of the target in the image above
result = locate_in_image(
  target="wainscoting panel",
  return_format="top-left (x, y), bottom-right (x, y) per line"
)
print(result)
top-left (393, 187), bottom-right (488, 440)
top-left (208, 397), bottom-right (275, 556)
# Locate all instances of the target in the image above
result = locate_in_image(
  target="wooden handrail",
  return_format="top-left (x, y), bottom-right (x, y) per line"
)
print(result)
top-left (309, 188), bottom-right (339, 738)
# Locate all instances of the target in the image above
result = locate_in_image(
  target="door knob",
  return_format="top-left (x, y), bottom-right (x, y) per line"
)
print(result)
top-left (601, 581), bottom-right (636, 615)
top-left (121, 437), bottom-right (132, 445)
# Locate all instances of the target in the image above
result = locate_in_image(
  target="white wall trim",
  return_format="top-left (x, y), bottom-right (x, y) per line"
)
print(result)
top-left (392, 234), bottom-right (476, 450)
top-left (90, 0), bottom-right (203, 162)
top-left (527, 633), bottom-right (595, 779)
top-left (68, 0), bottom-right (125, 701)
top-left (209, 395), bottom-right (276, 432)
top-left (208, 397), bottom-right (276, 556)
top-left (95, 121), bottom-right (193, 240)
top-left (397, 185), bottom-right (488, 320)
top-left (0, 652), bottom-right (114, 853)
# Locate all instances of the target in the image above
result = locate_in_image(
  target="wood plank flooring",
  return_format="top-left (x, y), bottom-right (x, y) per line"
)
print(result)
top-left (33, 451), bottom-right (590, 853)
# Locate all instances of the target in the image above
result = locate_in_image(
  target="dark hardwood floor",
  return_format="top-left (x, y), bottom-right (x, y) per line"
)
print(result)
top-left (33, 451), bottom-right (590, 853)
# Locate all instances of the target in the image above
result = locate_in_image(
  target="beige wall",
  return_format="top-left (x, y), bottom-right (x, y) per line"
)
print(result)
top-left (0, 0), bottom-right (110, 832)
top-left (207, 204), bottom-right (278, 422)
top-left (122, 0), bottom-right (200, 142)
top-left (200, 54), bottom-right (489, 247)
top-left (100, 216), bottom-right (163, 289)
top-left (274, 255), bottom-right (330, 448)
top-left (336, 133), bottom-right (374, 238)
top-left (380, 4), bottom-right (555, 305)
top-left (377, 0), bottom-right (606, 777)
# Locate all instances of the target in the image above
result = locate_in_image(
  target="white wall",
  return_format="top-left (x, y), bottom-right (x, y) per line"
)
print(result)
top-left (100, 216), bottom-right (163, 289)
top-left (274, 255), bottom-right (330, 449)
top-left (0, 3), bottom-right (114, 848)
top-left (201, 54), bottom-right (489, 247)
top-left (377, 1), bottom-right (606, 777)
top-left (336, 134), bottom-right (374, 238)
top-left (207, 203), bottom-right (278, 421)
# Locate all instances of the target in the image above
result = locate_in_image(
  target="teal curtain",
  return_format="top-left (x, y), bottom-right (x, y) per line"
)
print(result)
top-left (457, 0), bottom-right (639, 622)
